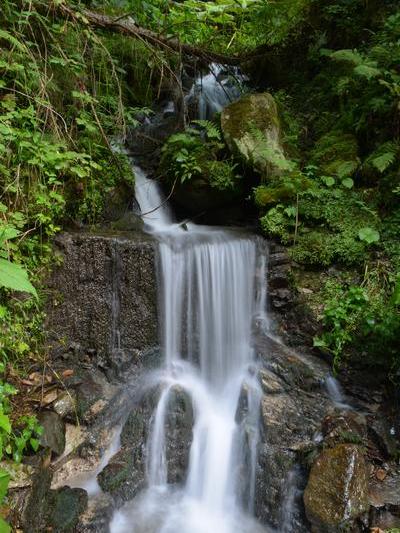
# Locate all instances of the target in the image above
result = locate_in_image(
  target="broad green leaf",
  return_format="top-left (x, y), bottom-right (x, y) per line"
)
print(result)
top-left (313, 337), bottom-right (327, 348)
top-left (0, 226), bottom-right (20, 242)
top-left (0, 517), bottom-right (10, 533)
top-left (358, 227), bottom-right (380, 244)
top-left (322, 176), bottom-right (335, 187)
top-left (0, 258), bottom-right (37, 297)
top-left (342, 178), bottom-right (354, 189)
top-left (0, 469), bottom-right (10, 502)
top-left (0, 414), bottom-right (11, 434)
top-left (30, 438), bottom-right (40, 452)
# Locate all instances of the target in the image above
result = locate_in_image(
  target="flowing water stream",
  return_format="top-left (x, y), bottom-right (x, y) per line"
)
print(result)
top-left (109, 66), bottom-right (271, 532)
top-left (111, 163), bottom-right (269, 533)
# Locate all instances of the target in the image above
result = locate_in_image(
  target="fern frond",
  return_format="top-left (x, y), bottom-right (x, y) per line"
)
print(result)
top-left (366, 141), bottom-right (399, 173)
top-left (0, 29), bottom-right (27, 53)
top-left (330, 49), bottom-right (363, 66)
top-left (192, 119), bottom-right (222, 141)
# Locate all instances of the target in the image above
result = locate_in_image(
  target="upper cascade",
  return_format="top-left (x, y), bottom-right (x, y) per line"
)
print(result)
top-left (186, 63), bottom-right (246, 120)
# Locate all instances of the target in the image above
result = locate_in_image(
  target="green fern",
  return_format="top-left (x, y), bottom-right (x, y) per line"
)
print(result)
top-left (366, 141), bottom-right (399, 173)
top-left (353, 63), bottom-right (381, 79)
top-left (192, 120), bottom-right (222, 141)
top-left (0, 29), bottom-right (27, 53)
top-left (329, 49), bottom-right (363, 65)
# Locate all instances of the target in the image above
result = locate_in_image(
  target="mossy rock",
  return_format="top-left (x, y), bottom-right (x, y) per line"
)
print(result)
top-left (221, 92), bottom-right (285, 179)
top-left (304, 444), bottom-right (369, 532)
top-left (50, 487), bottom-right (88, 533)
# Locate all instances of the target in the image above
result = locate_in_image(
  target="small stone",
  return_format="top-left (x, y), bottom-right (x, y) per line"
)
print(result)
top-left (53, 391), bottom-right (77, 419)
top-left (299, 287), bottom-right (313, 295)
top-left (38, 411), bottom-right (66, 456)
top-left (375, 468), bottom-right (388, 481)
top-left (42, 390), bottom-right (59, 406)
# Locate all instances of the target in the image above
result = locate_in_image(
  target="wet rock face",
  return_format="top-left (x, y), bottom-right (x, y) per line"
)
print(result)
top-left (97, 402), bottom-right (150, 505)
top-left (304, 444), bottom-right (369, 532)
top-left (164, 386), bottom-right (194, 484)
top-left (221, 92), bottom-right (284, 179)
top-left (46, 231), bottom-right (158, 378)
top-left (22, 467), bottom-right (88, 533)
top-left (97, 386), bottom-right (193, 507)
top-left (254, 335), bottom-right (330, 529)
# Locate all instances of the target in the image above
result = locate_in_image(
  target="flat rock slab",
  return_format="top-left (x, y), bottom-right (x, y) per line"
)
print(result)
top-left (46, 231), bottom-right (158, 376)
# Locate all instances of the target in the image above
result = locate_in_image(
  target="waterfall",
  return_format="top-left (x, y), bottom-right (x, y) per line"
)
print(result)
top-left (110, 65), bottom-right (269, 533)
top-left (186, 63), bottom-right (246, 119)
top-left (109, 162), bottom-right (269, 532)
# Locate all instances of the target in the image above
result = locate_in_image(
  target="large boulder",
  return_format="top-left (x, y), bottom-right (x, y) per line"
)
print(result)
top-left (221, 93), bottom-right (285, 179)
top-left (304, 444), bottom-right (369, 532)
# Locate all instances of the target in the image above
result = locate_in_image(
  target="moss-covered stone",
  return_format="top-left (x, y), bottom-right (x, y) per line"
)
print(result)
top-left (50, 486), bottom-right (88, 532)
top-left (221, 93), bottom-right (284, 179)
top-left (304, 444), bottom-right (369, 532)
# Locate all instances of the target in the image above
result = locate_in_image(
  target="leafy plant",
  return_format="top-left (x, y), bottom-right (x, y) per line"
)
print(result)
top-left (160, 124), bottom-right (240, 192)
top-left (0, 223), bottom-right (36, 297)
top-left (314, 286), bottom-right (369, 371)
top-left (358, 227), bottom-right (380, 245)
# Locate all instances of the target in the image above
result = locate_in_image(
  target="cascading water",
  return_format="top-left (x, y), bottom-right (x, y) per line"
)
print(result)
top-left (110, 66), bottom-right (269, 533)
top-left (186, 63), bottom-right (246, 119)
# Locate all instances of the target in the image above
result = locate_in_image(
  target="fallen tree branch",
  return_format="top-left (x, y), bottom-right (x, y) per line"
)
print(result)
top-left (57, 4), bottom-right (244, 65)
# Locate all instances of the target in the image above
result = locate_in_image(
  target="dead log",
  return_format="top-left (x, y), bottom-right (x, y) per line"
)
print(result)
top-left (58, 4), bottom-right (243, 66)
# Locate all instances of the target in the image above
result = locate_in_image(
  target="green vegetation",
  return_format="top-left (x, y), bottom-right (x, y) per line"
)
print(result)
top-left (160, 121), bottom-right (240, 191)
top-left (0, 0), bottom-right (164, 521)
top-left (0, 0), bottom-right (400, 522)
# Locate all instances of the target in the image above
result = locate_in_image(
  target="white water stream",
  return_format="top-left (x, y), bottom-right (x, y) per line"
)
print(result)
top-left (111, 162), bottom-right (269, 533)
top-left (110, 77), bottom-right (271, 532)
top-left (109, 65), bottom-right (270, 533)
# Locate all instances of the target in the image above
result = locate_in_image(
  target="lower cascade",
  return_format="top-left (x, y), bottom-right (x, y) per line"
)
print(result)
top-left (110, 167), bottom-right (269, 533)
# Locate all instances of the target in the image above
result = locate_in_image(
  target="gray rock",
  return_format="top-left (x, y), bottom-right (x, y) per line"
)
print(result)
top-left (46, 232), bottom-right (158, 377)
top-left (164, 386), bottom-right (193, 484)
top-left (321, 411), bottom-right (367, 447)
top-left (254, 335), bottom-right (330, 528)
top-left (368, 413), bottom-right (398, 459)
top-left (369, 471), bottom-right (400, 514)
top-left (23, 466), bottom-right (53, 533)
top-left (98, 385), bottom-right (193, 506)
top-left (38, 411), bottom-right (66, 456)
top-left (53, 391), bottom-right (77, 419)
top-left (76, 493), bottom-right (114, 533)
top-left (97, 397), bottom-right (152, 504)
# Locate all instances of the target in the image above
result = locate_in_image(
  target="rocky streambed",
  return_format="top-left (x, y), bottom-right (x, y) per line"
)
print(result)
top-left (5, 229), bottom-right (399, 533)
